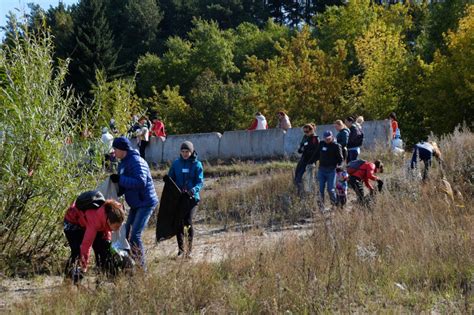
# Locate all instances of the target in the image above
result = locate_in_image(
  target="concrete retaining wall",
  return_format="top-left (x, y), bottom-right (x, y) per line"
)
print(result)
top-left (162, 132), bottom-right (222, 162)
top-left (140, 120), bottom-right (390, 163)
top-left (219, 128), bottom-right (286, 160)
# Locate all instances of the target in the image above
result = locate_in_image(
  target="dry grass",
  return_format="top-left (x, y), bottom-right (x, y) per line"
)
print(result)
top-left (9, 129), bottom-right (474, 313)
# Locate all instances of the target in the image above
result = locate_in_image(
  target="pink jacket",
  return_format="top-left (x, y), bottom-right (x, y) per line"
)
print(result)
top-left (64, 204), bottom-right (112, 268)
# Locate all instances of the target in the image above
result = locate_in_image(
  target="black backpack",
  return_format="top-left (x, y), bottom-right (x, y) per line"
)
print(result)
top-left (347, 159), bottom-right (366, 175)
top-left (75, 190), bottom-right (105, 211)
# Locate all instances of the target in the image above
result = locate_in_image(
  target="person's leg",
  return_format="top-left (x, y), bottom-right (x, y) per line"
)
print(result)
top-left (349, 176), bottom-right (365, 203)
top-left (125, 207), bottom-right (137, 241)
top-left (422, 158), bottom-right (431, 181)
top-left (294, 160), bottom-right (307, 195)
top-left (183, 201), bottom-right (198, 256)
top-left (92, 232), bottom-right (114, 275)
top-left (326, 168), bottom-right (337, 205)
top-left (317, 168), bottom-right (328, 208)
top-left (129, 206), bottom-right (155, 268)
top-left (64, 228), bottom-right (85, 275)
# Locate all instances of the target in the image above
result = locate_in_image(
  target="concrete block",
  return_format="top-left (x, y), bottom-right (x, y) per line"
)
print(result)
top-left (162, 132), bottom-right (222, 162)
top-left (145, 136), bottom-right (164, 164)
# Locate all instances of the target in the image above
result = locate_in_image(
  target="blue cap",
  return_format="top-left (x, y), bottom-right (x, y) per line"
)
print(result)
top-left (112, 136), bottom-right (132, 151)
top-left (323, 130), bottom-right (333, 138)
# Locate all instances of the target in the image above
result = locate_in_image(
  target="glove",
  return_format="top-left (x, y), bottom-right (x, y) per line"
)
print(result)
top-left (377, 179), bottom-right (384, 192)
top-left (110, 174), bottom-right (120, 183)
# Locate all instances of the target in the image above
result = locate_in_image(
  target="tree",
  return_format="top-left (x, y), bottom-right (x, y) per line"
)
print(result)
top-left (46, 2), bottom-right (75, 61)
top-left (70, 0), bottom-right (118, 100)
top-left (244, 27), bottom-right (348, 126)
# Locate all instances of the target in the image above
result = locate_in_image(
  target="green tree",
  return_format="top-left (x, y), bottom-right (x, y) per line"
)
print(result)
top-left (70, 0), bottom-right (118, 100)
top-left (244, 27), bottom-right (348, 127)
top-left (189, 70), bottom-right (253, 132)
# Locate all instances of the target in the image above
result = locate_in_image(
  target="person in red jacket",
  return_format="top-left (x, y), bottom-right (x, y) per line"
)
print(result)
top-left (64, 199), bottom-right (125, 275)
top-left (347, 160), bottom-right (384, 204)
top-left (151, 118), bottom-right (167, 140)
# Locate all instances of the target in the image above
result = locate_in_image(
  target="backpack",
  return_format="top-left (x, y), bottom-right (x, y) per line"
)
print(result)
top-left (75, 190), bottom-right (105, 211)
top-left (347, 159), bottom-right (366, 175)
top-left (352, 126), bottom-right (364, 147)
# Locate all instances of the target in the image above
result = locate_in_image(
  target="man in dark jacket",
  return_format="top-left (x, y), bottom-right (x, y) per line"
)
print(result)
top-left (312, 130), bottom-right (343, 209)
top-left (110, 137), bottom-right (158, 269)
top-left (294, 124), bottom-right (319, 195)
top-left (345, 116), bottom-right (364, 162)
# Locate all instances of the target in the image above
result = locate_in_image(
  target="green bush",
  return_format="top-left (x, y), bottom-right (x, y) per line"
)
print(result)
top-left (0, 25), bottom-right (98, 274)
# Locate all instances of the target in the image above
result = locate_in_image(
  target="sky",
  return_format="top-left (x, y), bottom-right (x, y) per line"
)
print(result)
top-left (0, 0), bottom-right (78, 30)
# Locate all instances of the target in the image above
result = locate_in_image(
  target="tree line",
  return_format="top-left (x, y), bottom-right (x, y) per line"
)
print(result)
top-left (2, 0), bottom-right (473, 143)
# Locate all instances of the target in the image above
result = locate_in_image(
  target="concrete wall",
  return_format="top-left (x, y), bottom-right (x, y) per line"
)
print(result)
top-left (140, 120), bottom-right (390, 163)
top-left (219, 128), bottom-right (286, 160)
top-left (162, 132), bottom-right (222, 162)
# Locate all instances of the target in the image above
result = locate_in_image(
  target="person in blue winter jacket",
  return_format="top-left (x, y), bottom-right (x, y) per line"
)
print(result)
top-left (110, 137), bottom-right (158, 268)
top-left (168, 141), bottom-right (204, 258)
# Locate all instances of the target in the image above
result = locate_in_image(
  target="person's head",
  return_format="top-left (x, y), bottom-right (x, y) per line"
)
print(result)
top-left (374, 160), bottom-right (384, 173)
top-left (430, 142), bottom-right (442, 160)
top-left (277, 111), bottom-right (286, 118)
top-left (303, 123), bottom-right (315, 136)
top-left (103, 200), bottom-right (125, 231)
top-left (389, 112), bottom-right (397, 121)
top-left (112, 137), bottom-right (132, 159)
top-left (334, 120), bottom-right (347, 131)
top-left (356, 116), bottom-right (364, 125)
top-left (345, 116), bottom-right (355, 127)
top-left (139, 116), bottom-right (148, 125)
top-left (256, 112), bottom-right (262, 117)
top-left (336, 166), bottom-right (343, 173)
top-left (323, 130), bottom-right (333, 144)
top-left (102, 127), bottom-right (109, 134)
top-left (180, 141), bottom-right (194, 160)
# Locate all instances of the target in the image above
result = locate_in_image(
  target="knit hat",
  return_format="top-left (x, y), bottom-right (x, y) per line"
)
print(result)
top-left (180, 141), bottom-right (194, 152)
top-left (112, 137), bottom-right (132, 151)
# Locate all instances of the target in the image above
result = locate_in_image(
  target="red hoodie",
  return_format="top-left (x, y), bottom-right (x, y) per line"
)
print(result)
top-left (64, 204), bottom-right (112, 268)
top-left (151, 120), bottom-right (166, 138)
top-left (351, 162), bottom-right (379, 190)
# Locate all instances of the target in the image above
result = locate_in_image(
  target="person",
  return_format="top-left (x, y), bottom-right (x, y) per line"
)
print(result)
top-left (334, 120), bottom-right (350, 162)
top-left (168, 141), bottom-right (204, 258)
top-left (356, 116), bottom-right (364, 130)
top-left (294, 124), bottom-right (319, 195)
top-left (101, 127), bottom-right (115, 171)
top-left (347, 159), bottom-right (384, 205)
top-left (151, 117), bottom-right (167, 140)
top-left (345, 116), bottom-right (364, 162)
top-left (312, 130), bottom-right (343, 209)
top-left (411, 140), bottom-right (442, 181)
top-left (276, 111), bottom-right (292, 131)
top-left (63, 199), bottom-right (125, 276)
top-left (137, 116), bottom-right (150, 159)
top-left (335, 167), bottom-right (349, 208)
top-left (248, 112), bottom-right (268, 130)
top-left (109, 118), bottom-right (118, 135)
top-left (110, 137), bottom-right (158, 268)
top-left (389, 112), bottom-right (398, 139)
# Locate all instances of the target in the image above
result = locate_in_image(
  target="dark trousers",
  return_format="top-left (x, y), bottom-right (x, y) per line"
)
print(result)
top-left (422, 158), bottom-right (432, 181)
top-left (139, 141), bottom-right (149, 159)
top-left (294, 159), bottom-right (308, 194)
top-left (64, 229), bottom-right (112, 274)
top-left (177, 198), bottom-right (198, 254)
top-left (349, 175), bottom-right (365, 204)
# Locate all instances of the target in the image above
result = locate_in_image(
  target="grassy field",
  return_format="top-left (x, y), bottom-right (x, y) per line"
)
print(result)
top-left (6, 129), bottom-right (474, 313)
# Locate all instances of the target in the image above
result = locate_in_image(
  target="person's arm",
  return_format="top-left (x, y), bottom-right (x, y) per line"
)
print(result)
top-left (340, 130), bottom-right (349, 147)
top-left (364, 166), bottom-right (378, 190)
top-left (119, 160), bottom-right (148, 189)
top-left (335, 144), bottom-right (343, 166)
top-left (80, 225), bottom-right (97, 271)
top-left (308, 144), bottom-right (321, 164)
top-left (168, 161), bottom-right (177, 182)
top-left (191, 162), bottom-right (204, 195)
top-left (410, 146), bottom-right (418, 169)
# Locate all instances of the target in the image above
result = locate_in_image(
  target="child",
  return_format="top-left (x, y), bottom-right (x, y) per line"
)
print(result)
top-left (336, 167), bottom-right (349, 208)
top-left (64, 198), bottom-right (125, 278)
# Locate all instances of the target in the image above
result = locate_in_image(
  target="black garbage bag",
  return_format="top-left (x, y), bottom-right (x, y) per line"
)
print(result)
top-left (156, 175), bottom-right (182, 242)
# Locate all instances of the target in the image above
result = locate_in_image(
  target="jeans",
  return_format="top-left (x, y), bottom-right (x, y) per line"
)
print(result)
top-left (294, 160), bottom-right (308, 194)
top-left (347, 148), bottom-right (360, 163)
top-left (125, 205), bottom-right (155, 267)
top-left (317, 167), bottom-right (337, 207)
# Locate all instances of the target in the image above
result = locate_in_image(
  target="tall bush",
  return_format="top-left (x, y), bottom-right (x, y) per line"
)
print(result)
top-left (0, 26), bottom-right (96, 274)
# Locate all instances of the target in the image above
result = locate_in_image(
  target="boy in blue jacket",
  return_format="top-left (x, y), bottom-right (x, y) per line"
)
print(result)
top-left (169, 141), bottom-right (204, 258)
top-left (110, 137), bottom-right (158, 269)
